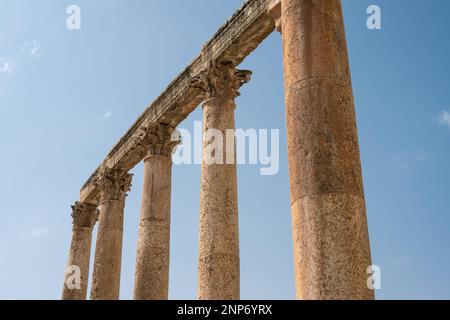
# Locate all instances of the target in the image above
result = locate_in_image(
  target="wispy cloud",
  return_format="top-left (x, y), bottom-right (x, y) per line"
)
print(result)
top-left (103, 110), bottom-right (112, 119)
top-left (30, 39), bottom-right (42, 57)
top-left (1, 39), bottom-right (42, 77)
top-left (0, 60), bottom-right (13, 75)
top-left (21, 227), bottom-right (50, 239)
top-left (20, 39), bottom-right (42, 58)
top-left (396, 149), bottom-right (430, 169)
top-left (438, 110), bottom-right (450, 128)
top-left (415, 150), bottom-right (430, 162)
top-left (394, 255), bottom-right (408, 266)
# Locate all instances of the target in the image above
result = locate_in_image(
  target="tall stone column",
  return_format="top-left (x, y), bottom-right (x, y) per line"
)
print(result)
top-left (133, 124), bottom-right (179, 300)
top-left (275, 0), bottom-right (374, 299)
top-left (62, 202), bottom-right (98, 300)
top-left (90, 168), bottom-right (133, 300)
top-left (190, 60), bottom-right (252, 300)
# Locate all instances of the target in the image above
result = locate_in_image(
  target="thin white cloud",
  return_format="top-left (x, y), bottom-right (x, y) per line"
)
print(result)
top-left (19, 39), bottom-right (41, 58)
top-left (396, 149), bottom-right (430, 169)
top-left (394, 255), bottom-right (408, 266)
top-left (415, 150), bottom-right (430, 162)
top-left (1, 39), bottom-right (41, 77)
top-left (30, 39), bottom-right (41, 58)
top-left (103, 110), bottom-right (112, 119)
top-left (438, 110), bottom-right (450, 128)
top-left (0, 60), bottom-right (13, 74)
top-left (21, 227), bottom-right (50, 239)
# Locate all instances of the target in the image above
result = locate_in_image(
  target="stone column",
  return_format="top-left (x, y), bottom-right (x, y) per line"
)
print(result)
top-left (190, 60), bottom-right (252, 300)
top-left (62, 202), bottom-right (98, 300)
top-left (276, 0), bottom-right (374, 299)
top-left (133, 124), bottom-right (179, 300)
top-left (90, 168), bottom-right (133, 300)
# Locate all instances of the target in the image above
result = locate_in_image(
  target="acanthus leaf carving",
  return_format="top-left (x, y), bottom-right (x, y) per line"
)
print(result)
top-left (94, 168), bottom-right (133, 202)
top-left (71, 202), bottom-right (99, 229)
top-left (135, 123), bottom-right (181, 157)
top-left (189, 59), bottom-right (252, 101)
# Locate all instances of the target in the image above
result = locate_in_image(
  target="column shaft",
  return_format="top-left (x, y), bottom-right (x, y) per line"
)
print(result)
top-left (134, 124), bottom-right (177, 300)
top-left (191, 60), bottom-right (252, 300)
top-left (198, 97), bottom-right (239, 300)
top-left (280, 0), bottom-right (374, 299)
top-left (90, 168), bottom-right (132, 300)
top-left (62, 202), bottom-right (98, 300)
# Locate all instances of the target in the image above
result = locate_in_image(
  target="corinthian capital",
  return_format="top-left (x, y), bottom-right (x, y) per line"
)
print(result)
top-left (94, 168), bottom-right (133, 202)
top-left (135, 123), bottom-right (180, 157)
top-left (189, 59), bottom-right (252, 101)
top-left (71, 202), bottom-right (98, 229)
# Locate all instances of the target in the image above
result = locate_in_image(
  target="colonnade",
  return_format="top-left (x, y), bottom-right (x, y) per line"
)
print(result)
top-left (62, 0), bottom-right (374, 300)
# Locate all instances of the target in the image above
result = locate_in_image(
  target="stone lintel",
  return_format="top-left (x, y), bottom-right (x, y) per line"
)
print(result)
top-left (80, 0), bottom-right (277, 203)
top-left (268, 0), bottom-right (282, 33)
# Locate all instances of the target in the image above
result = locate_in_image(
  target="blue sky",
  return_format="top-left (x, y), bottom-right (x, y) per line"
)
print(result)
top-left (1, 0), bottom-right (450, 300)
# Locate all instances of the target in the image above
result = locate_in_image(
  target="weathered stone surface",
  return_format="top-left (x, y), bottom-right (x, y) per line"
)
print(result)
top-left (66, 0), bottom-right (376, 301)
top-left (90, 168), bottom-right (132, 300)
top-left (134, 124), bottom-right (178, 300)
top-left (94, 168), bottom-right (133, 202)
top-left (280, 0), bottom-right (374, 300)
top-left (197, 62), bottom-right (249, 300)
top-left (79, 0), bottom-right (277, 204)
top-left (291, 193), bottom-right (373, 300)
top-left (285, 79), bottom-right (364, 201)
top-left (268, 0), bottom-right (282, 33)
top-left (62, 202), bottom-right (98, 300)
top-left (281, 0), bottom-right (351, 87)
top-left (198, 98), bottom-right (240, 300)
top-left (190, 59), bottom-right (252, 101)
top-left (135, 124), bottom-right (180, 157)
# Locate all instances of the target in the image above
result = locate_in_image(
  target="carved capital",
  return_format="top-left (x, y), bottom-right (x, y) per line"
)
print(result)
top-left (189, 59), bottom-right (252, 101)
top-left (94, 168), bottom-right (133, 202)
top-left (136, 123), bottom-right (180, 157)
top-left (71, 202), bottom-right (98, 229)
